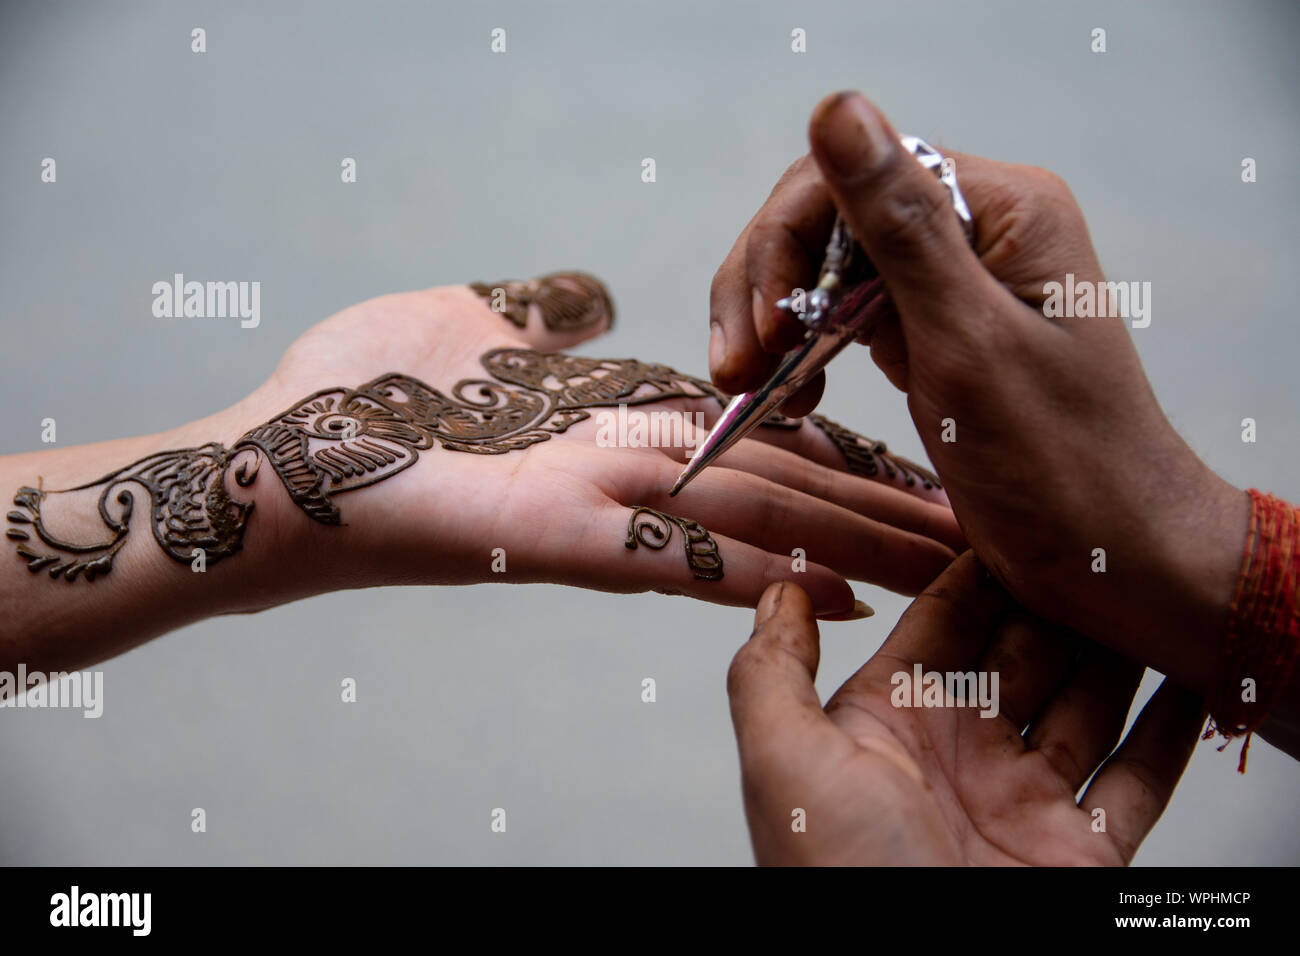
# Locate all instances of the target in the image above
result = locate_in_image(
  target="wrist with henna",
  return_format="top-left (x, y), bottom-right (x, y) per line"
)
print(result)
top-left (6, 351), bottom-right (725, 588)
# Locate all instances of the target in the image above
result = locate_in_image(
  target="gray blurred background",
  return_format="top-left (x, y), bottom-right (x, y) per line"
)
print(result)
top-left (1, 0), bottom-right (1297, 865)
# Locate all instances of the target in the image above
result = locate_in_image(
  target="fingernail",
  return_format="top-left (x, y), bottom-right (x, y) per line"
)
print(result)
top-left (847, 600), bottom-right (875, 620)
top-left (820, 600), bottom-right (875, 622)
top-left (812, 91), bottom-right (894, 180)
top-left (753, 581), bottom-right (786, 633)
top-left (708, 320), bottom-right (728, 375)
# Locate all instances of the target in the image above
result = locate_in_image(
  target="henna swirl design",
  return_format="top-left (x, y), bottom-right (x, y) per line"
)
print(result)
top-left (808, 413), bottom-right (942, 490)
top-left (470, 271), bottom-right (615, 333)
top-left (7, 446), bottom-right (252, 582)
top-left (624, 506), bottom-right (723, 581)
top-left (9, 350), bottom-right (728, 583)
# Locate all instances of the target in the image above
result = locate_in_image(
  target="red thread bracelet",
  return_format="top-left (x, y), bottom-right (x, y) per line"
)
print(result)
top-left (1203, 489), bottom-right (1300, 772)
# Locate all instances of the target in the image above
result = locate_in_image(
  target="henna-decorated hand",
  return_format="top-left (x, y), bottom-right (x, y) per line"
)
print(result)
top-left (727, 561), bottom-right (1205, 865)
top-left (710, 90), bottom-right (1256, 734)
top-left (3, 272), bottom-right (963, 671)
top-left (246, 274), bottom-right (962, 606)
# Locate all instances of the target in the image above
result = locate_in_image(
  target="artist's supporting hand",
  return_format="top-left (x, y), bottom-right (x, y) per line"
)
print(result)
top-left (708, 91), bottom-right (1300, 753)
top-left (1, 273), bottom-right (963, 673)
top-left (727, 562), bottom-right (1204, 865)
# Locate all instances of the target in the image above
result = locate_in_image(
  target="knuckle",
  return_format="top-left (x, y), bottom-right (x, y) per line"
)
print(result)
top-left (708, 268), bottom-right (727, 308)
top-left (753, 485), bottom-right (788, 551)
top-left (769, 153), bottom-right (814, 196)
top-left (1022, 165), bottom-right (1075, 204)
top-left (709, 266), bottom-right (745, 322)
top-left (745, 218), bottom-right (801, 283)
top-left (744, 222), bottom-right (778, 276)
top-left (984, 165), bottom-right (1080, 237)
top-left (1015, 167), bottom-right (1087, 236)
top-left (710, 237), bottom-right (750, 308)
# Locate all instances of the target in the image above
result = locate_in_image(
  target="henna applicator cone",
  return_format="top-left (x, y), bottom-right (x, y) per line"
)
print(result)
top-left (671, 135), bottom-right (974, 499)
top-left (671, 392), bottom-right (779, 496)
top-left (670, 312), bottom-right (862, 497)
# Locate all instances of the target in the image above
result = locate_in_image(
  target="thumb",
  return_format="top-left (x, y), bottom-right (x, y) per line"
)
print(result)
top-left (469, 270), bottom-right (615, 350)
top-left (806, 92), bottom-right (1009, 341)
top-left (727, 582), bottom-right (837, 772)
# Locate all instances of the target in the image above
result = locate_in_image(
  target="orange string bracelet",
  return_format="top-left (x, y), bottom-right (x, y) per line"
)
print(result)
top-left (1203, 489), bottom-right (1300, 772)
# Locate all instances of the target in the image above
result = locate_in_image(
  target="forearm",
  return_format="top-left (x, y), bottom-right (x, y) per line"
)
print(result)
top-left (0, 404), bottom-right (307, 674)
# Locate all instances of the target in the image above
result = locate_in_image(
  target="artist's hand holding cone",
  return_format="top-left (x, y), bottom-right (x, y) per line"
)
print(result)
top-left (710, 90), bottom-right (1251, 726)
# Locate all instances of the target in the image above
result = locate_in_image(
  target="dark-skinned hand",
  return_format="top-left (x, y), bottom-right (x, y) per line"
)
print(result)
top-left (708, 91), bottom-right (1295, 753)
